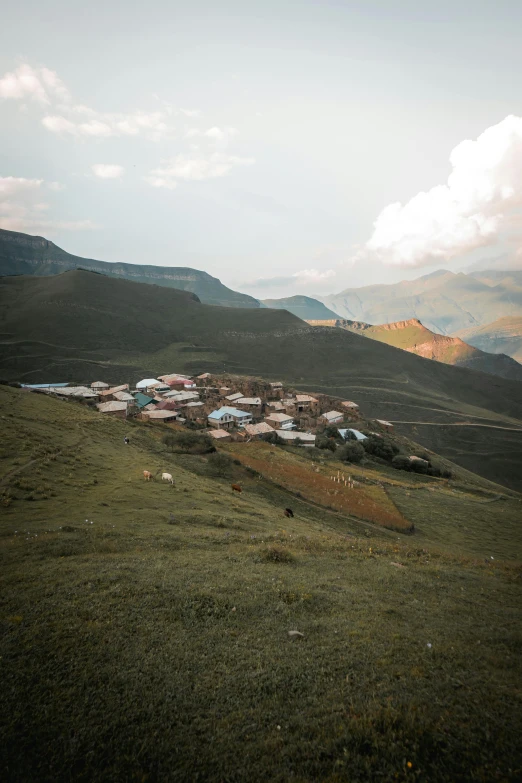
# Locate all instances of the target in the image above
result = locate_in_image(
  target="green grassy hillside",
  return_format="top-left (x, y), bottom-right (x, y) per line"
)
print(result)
top-left (330, 318), bottom-right (522, 382)
top-left (0, 228), bottom-right (260, 308)
top-left (319, 269), bottom-right (522, 334)
top-left (456, 316), bottom-right (522, 362)
top-left (1, 270), bottom-right (522, 491)
top-left (1, 385), bottom-right (521, 781)
top-left (261, 295), bottom-right (342, 320)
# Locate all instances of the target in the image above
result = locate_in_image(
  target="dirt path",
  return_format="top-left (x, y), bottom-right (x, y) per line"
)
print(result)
top-left (390, 421), bottom-right (522, 432)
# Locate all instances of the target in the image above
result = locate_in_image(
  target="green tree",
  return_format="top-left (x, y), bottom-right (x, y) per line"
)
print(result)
top-left (338, 441), bottom-right (365, 463)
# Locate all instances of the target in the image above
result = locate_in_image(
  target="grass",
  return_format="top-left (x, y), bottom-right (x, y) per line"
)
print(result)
top-left (1, 385), bottom-right (522, 781)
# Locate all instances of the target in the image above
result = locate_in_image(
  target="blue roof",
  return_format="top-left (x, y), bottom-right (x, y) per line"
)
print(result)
top-left (208, 406), bottom-right (251, 420)
top-left (22, 383), bottom-right (69, 388)
top-left (133, 392), bottom-right (155, 409)
top-left (339, 428), bottom-right (367, 441)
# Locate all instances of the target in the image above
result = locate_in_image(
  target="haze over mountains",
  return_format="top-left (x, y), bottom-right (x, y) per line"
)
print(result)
top-left (2, 269), bottom-right (522, 491)
top-left (307, 317), bottom-right (522, 382)
top-left (260, 295), bottom-right (340, 320)
top-left (314, 269), bottom-right (522, 336)
top-left (456, 316), bottom-right (522, 363)
top-left (0, 229), bottom-right (260, 309)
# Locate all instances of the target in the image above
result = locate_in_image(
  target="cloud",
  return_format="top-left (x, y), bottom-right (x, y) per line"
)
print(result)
top-left (91, 164), bottom-right (125, 179)
top-left (293, 268), bottom-right (336, 284)
top-left (145, 152), bottom-right (254, 187)
top-left (0, 64), bottom-right (69, 104)
top-left (185, 126), bottom-right (238, 147)
top-left (0, 174), bottom-right (96, 235)
top-left (48, 181), bottom-right (66, 191)
top-left (363, 115), bottom-right (522, 267)
top-left (180, 108), bottom-right (202, 118)
top-left (244, 268), bottom-right (336, 291)
top-left (0, 176), bottom-right (43, 195)
top-left (42, 110), bottom-right (169, 139)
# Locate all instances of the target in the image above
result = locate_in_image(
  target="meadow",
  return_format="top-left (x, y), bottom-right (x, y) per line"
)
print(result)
top-left (1, 385), bottom-right (521, 781)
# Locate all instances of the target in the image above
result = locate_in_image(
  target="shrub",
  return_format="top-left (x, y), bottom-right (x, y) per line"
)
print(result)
top-left (263, 431), bottom-right (284, 445)
top-left (391, 455), bottom-right (411, 472)
top-left (410, 458), bottom-right (428, 475)
top-left (206, 452), bottom-right (235, 477)
top-left (260, 546), bottom-right (295, 564)
top-left (363, 435), bottom-right (399, 461)
top-left (324, 425), bottom-right (343, 440)
top-left (162, 431), bottom-right (215, 454)
top-left (338, 441), bottom-right (365, 464)
top-left (316, 436), bottom-right (337, 452)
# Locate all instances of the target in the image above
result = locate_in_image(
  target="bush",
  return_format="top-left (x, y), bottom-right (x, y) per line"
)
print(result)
top-left (162, 431), bottom-right (215, 454)
top-left (316, 436), bottom-right (337, 452)
top-left (391, 455), bottom-right (411, 472)
top-left (260, 546), bottom-right (295, 564)
top-left (324, 425), bottom-right (343, 440)
top-left (338, 441), bottom-right (365, 464)
top-left (363, 435), bottom-right (399, 461)
top-left (206, 452), bottom-right (235, 477)
top-left (410, 458), bottom-right (428, 475)
top-left (263, 431), bottom-right (284, 445)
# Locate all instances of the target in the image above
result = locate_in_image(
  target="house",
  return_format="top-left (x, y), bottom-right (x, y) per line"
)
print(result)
top-left (183, 401), bottom-right (205, 420)
top-left (267, 401), bottom-right (285, 412)
top-left (197, 372), bottom-right (212, 380)
top-left (155, 400), bottom-right (179, 411)
top-left (225, 392), bottom-right (244, 402)
top-left (48, 386), bottom-right (99, 399)
top-left (158, 374), bottom-right (196, 389)
top-left (96, 400), bottom-right (127, 419)
top-left (208, 428), bottom-right (232, 442)
top-left (235, 397), bottom-right (263, 411)
top-left (265, 412), bottom-right (295, 430)
top-left (208, 406), bottom-right (252, 430)
top-left (112, 391), bottom-right (135, 403)
top-left (376, 419), bottom-right (394, 431)
top-left (133, 392), bottom-right (155, 410)
top-left (276, 430), bottom-right (316, 446)
top-left (135, 378), bottom-right (161, 392)
top-left (164, 391), bottom-right (199, 403)
top-left (243, 422), bottom-right (274, 438)
top-left (269, 381), bottom-right (284, 398)
top-left (141, 409), bottom-right (178, 423)
top-left (149, 383), bottom-right (171, 394)
top-left (295, 394), bottom-right (319, 412)
top-left (341, 400), bottom-right (359, 411)
top-left (91, 381), bottom-right (109, 391)
top-left (321, 410), bottom-right (344, 425)
top-left (219, 386), bottom-right (231, 397)
top-left (22, 383), bottom-right (69, 390)
top-left (338, 428), bottom-right (367, 442)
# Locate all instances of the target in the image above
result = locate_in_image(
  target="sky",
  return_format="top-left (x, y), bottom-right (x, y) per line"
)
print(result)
top-left (1, 0), bottom-right (522, 299)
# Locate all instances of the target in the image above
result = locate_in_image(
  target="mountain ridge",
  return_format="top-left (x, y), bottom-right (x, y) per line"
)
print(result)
top-left (0, 228), bottom-right (260, 309)
top-left (260, 294), bottom-right (341, 320)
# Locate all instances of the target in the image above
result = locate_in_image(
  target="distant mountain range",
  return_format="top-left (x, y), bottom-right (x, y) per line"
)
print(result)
top-left (306, 317), bottom-right (522, 382)
top-left (260, 295), bottom-right (340, 320)
top-left (0, 229), bottom-right (260, 309)
top-left (311, 269), bottom-right (522, 336)
top-left (455, 316), bottom-right (522, 364)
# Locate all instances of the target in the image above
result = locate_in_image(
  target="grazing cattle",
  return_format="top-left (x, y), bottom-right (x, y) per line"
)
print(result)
top-left (162, 472), bottom-right (174, 484)
top-left (143, 470), bottom-right (153, 481)
top-left (231, 484), bottom-right (242, 494)
top-left (284, 508), bottom-right (294, 518)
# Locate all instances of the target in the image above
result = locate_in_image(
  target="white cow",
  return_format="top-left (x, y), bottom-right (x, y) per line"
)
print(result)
top-left (162, 472), bottom-right (174, 484)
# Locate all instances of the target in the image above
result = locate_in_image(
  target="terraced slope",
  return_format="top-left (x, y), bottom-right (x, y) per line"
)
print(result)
top-left (455, 316), bottom-right (522, 362)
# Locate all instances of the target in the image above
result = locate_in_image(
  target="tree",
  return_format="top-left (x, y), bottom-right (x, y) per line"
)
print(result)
top-left (207, 452), bottom-right (234, 477)
top-left (316, 435), bottom-right (337, 452)
top-left (264, 431), bottom-right (284, 445)
top-left (338, 441), bottom-right (365, 463)
top-left (391, 455), bottom-right (411, 472)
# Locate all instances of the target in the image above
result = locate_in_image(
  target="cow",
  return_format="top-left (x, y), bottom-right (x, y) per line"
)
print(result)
top-left (143, 470), bottom-right (154, 481)
top-left (284, 508), bottom-right (294, 518)
top-left (231, 484), bottom-right (242, 494)
top-left (162, 472), bottom-right (174, 484)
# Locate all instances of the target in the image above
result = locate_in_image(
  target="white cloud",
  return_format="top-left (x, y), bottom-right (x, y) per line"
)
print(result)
top-left (48, 181), bottom-right (66, 191)
top-left (185, 126), bottom-right (238, 147)
top-left (0, 174), bottom-right (95, 235)
top-left (180, 108), bottom-right (202, 118)
top-left (0, 64), bottom-right (69, 104)
top-left (292, 268), bottom-right (336, 284)
top-left (0, 176), bottom-right (43, 195)
top-left (146, 152), bottom-right (254, 187)
top-left (91, 164), bottom-right (125, 179)
top-left (364, 115), bottom-right (522, 267)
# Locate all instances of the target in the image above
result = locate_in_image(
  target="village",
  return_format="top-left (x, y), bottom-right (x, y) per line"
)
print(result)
top-left (21, 373), bottom-right (398, 448)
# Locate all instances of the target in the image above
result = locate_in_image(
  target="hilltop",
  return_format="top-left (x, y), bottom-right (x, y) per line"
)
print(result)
top-left (306, 317), bottom-right (522, 382)
top-left (456, 316), bottom-right (522, 363)
top-left (0, 383), bottom-right (521, 781)
top-left (261, 294), bottom-right (341, 320)
top-left (317, 269), bottom-right (522, 334)
top-left (0, 228), bottom-right (260, 308)
top-left (2, 270), bottom-right (522, 492)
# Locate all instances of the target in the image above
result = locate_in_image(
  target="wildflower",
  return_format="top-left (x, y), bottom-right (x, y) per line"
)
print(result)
top-left (407, 761), bottom-right (412, 769)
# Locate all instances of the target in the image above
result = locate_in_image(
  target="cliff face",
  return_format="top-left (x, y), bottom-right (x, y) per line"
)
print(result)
top-left (0, 228), bottom-right (260, 309)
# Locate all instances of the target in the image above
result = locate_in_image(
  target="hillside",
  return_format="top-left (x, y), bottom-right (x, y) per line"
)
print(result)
top-left (455, 316), bottom-right (522, 363)
top-left (0, 228), bottom-right (260, 308)
top-left (318, 269), bottom-right (522, 334)
top-left (0, 384), bottom-right (521, 781)
top-left (308, 317), bottom-right (522, 382)
top-left (1, 270), bottom-right (522, 491)
top-left (261, 295), bottom-right (341, 320)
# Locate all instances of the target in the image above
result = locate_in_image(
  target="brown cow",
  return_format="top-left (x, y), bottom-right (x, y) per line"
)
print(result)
top-left (284, 508), bottom-right (294, 518)
top-left (231, 484), bottom-right (242, 494)
top-left (143, 470), bottom-right (154, 481)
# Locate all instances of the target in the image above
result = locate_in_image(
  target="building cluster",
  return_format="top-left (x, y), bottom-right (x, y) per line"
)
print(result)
top-left (22, 373), bottom-right (394, 446)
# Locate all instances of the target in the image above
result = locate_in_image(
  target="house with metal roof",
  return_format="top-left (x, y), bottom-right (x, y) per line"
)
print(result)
top-left (225, 392), bottom-right (244, 402)
top-left (141, 409), bottom-right (178, 423)
top-left (91, 381), bottom-right (110, 390)
top-left (341, 400), bottom-right (359, 410)
top-left (243, 422), bottom-right (274, 438)
top-left (208, 406), bottom-right (252, 430)
top-left (135, 378), bottom-right (161, 390)
top-left (22, 383), bottom-right (69, 389)
top-left (96, 400), bottom-right (128, 418)
top-left (133, 392), bottom-right (155, 410)
top-left (338, 428), bottom-right (367, 442)
top-left (321, 410), bottom-right (344, 424)
top-left (208, 428), bottom-right (232, 441)
top-left (276, 430), bottom-right (316, 446)
top-left (265, 412), bottom-right (295, 430)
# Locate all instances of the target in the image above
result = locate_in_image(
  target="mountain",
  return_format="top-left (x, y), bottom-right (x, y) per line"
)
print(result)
top-left (455, 316), bottom-right (522, 363)
top-left (318, 269), bottom-right (522, 334)
top-left (1, 270), bottom-right (522, 491)
top-left (0, 228), bottom-right (260, 308)
top-left (260, 295), bottom-right (341, 320)
top-left (311, 317), bottom-right (522, 382)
